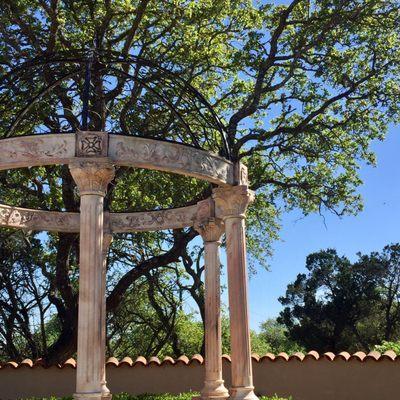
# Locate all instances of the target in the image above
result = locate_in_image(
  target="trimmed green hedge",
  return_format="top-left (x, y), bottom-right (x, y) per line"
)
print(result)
top-left (22, 393), bottom-right (291, 400)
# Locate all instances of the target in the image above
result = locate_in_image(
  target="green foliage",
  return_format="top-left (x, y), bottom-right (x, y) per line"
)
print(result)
top-left (279, 244), bottom-right (400, 353)
top-left (374, 341), bottom-right (400, 355)
top-left (21, 393), bottom-right (291, 400)
top-left (1, 0), bottom-right (400, 362)
top-left (258, 319), bottom-right (304, 354)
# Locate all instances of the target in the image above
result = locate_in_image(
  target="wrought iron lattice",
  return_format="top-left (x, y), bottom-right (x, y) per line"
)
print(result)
top-left (0, 50), bottom-right (231, 159)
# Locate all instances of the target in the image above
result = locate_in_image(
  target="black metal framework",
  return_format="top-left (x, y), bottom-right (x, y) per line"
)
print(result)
top-left (0, 50), bottom-right (231, 159)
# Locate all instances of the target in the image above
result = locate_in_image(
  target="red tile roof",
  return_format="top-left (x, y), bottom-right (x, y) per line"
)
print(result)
top-left (0, 351), bottom-right (398, 369)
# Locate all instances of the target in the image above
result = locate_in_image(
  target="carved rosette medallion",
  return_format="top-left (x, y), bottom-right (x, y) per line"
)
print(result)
top-left (69, 161), bottom-right (115, 196)
top-left (76, 131), bottom-right (109, 157)
top-left (212, 185), bottom-right (255, 220)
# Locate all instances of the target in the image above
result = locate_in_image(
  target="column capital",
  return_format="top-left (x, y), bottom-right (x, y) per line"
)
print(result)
top-left (212, 185), bottom-right (255, 220)
top-left (195, 218), bottom-right (224, 243)
top-left (69, 160), bottom-right (115, 196)
top-left (195, 198), bottom-right (224, 242)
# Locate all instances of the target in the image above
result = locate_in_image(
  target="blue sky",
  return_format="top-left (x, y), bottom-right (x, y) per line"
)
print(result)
top-left (230, 123), bottom-right (400, 331)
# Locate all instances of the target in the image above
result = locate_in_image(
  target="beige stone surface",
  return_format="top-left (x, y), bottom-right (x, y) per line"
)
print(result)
top-left (0, 204), bottom-right (79, 232)
top-left (0, 204), bottom-right (198, 233)
top-left (194, 208), bottom-right (228, 400)
top-left (212, 186), bottom-right (257, 400)
top-left (111, 205), bottom-right (198, 232)
top-left (0, 134), bottom-right (75, 170)
top-left (0, 133), bottom-right (235, 185)
top-left (107, 135), bottom-right (234, 185)
top-left (69, 162), bottom-right (115, 400)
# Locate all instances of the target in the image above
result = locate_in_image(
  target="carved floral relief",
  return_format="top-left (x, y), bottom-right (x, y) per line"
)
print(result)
top-left (111, 206), bottom-right (197, 232)
top-left (112, 137), bottom-right (232, 184)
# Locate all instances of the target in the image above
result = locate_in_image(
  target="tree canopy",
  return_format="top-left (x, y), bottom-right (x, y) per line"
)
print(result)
top-left (0, 0), bottom-right (399, 362)
top-left (279, 244), bottom-right (400, 352)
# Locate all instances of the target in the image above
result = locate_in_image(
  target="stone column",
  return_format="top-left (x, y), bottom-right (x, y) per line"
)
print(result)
top-left (101, 230), bottom-right (112, 400)
top-left (69, 161), bottom-right (115, 400)
top-left (195, 200), bottom-right (229, 400)
top-left (212, 185), bottom-right (257, 400)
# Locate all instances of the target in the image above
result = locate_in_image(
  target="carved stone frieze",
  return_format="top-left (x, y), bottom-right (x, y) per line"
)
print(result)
top-left (69, 161), bottom-right (115, 196)
top-left (212, 185), bottom-right (255, 220)
top-left (76, 131), bottom-right (109, 157)
top-left (0, 134), bottom-right (236, 187)
top-left (234, 162), bottom-right (249, 185)
top-left (0, 134), bottom-right (75, 170)
top-left (111, 205), bottom-right (197, 232)
top-left (109, 136), bottom-right (234, 185)
top-left (0, 204), bottom-right (79, 232)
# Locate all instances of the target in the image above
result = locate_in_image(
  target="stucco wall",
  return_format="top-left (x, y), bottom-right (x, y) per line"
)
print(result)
top-left (0, 356), bottom-right (399, 400)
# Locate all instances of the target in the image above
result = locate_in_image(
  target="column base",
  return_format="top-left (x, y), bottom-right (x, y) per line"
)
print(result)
top-left (74, 392), bottom-right (103, 400)
top-left (101, 382), bottom-right (112, 400)
top-left (194, 379), bottom-right (229, 400)
top-left (229, 387), bottom-right (259, 400)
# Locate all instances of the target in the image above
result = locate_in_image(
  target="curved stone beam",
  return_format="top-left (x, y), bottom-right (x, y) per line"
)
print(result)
top-left (0, 133), bottom-right (234, 186)
top-left (110, 205), bottom-right (197, 232)
top-left (0, 204), bottom-right (79, 233)
top-left (108, 135), bottom-right (234, 186)
top-left (0, 204), bottom-right (197, 233)
top-left (0, 134), bottom-right (75, 170)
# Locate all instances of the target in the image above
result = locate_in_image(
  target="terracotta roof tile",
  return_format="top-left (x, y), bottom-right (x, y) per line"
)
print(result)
top-left (106, 357), bottom-right (119, 367)
top-left (176, 355), bottom-right (190, 365)
top-left (148, 356), bottom-right (161, 366)
top-left (305, 351), bottom-right (320, 360)
top-left (289, 352), bottom-right (305, 361)
top-left (63, 358), bottom-right (76, 368)
top-left (382, 350), bottom-right (397, 361)
top-left (134, 356), bottom-right (147, 366)
top-left (366, 351), bottom-right (381, 361)
top-left (1, 350), bottom-right (398, 369)
top-left (276, 352), bottom-right (290, 361)
top-left (222, 354), bottom-right (231, 362)
top-left (120, 357), bottom-right (133, 367)
top-left (323, 352), bottom-right (336, 361)
top-left (259, 353), bottom-right (275, 362)
top-left (337, 351), bottom-right (351, 361)
top-left (190, 354), bottom-right (204, 364)
top-left (351, 351), bottom-right (366, 361)
top-left (162, 356), bottom-right (175, 365)
top-left (20, 359), bottom-right (33, 368)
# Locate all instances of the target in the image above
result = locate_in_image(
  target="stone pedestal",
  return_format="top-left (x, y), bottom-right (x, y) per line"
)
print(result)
top-left (213, 186), bottom-right (258, 400)
top-left (69, 161), bottom-right (115, 400)
top-left (195, 212), bottom-right (229, 400)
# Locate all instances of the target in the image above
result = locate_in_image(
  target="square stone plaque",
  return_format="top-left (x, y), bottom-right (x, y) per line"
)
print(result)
top-left (76, 131), bottom-right (109, 157)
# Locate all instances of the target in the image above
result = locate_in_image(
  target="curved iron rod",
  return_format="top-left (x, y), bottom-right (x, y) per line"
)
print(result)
top-left (108, 67), bottom-right (200, 148)
top-left (6, 69), bottom-right (82, 137)
top-left (0, 50), bottom-right (231, 158)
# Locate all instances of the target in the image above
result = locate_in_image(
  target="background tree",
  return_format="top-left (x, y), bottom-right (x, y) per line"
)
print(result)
top-left (0, 0), bottom-right (399, 362)
top-left (279, 244), bottom-right (400, 352)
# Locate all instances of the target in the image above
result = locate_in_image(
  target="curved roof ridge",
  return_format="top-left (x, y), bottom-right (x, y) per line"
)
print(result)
top-left (1, 351), bottom-right (398, 368)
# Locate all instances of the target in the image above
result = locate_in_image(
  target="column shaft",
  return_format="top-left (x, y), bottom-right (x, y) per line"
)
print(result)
top-left (225, 217), bottom-right (254, 393)
top-left (76, 194), bottom-right (105, 397)
top-left (213, 186), bottom-right (258, 400)
top-left (201, 240), bottom-right (229, 399)
top-left (70, 161), bottom-right (115, 400)
top-left (101, 233), bottom-right (112, 400)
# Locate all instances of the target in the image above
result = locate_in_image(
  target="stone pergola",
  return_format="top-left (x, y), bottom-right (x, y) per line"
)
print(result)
top-left (0, 131), bottom-right (258, 400)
